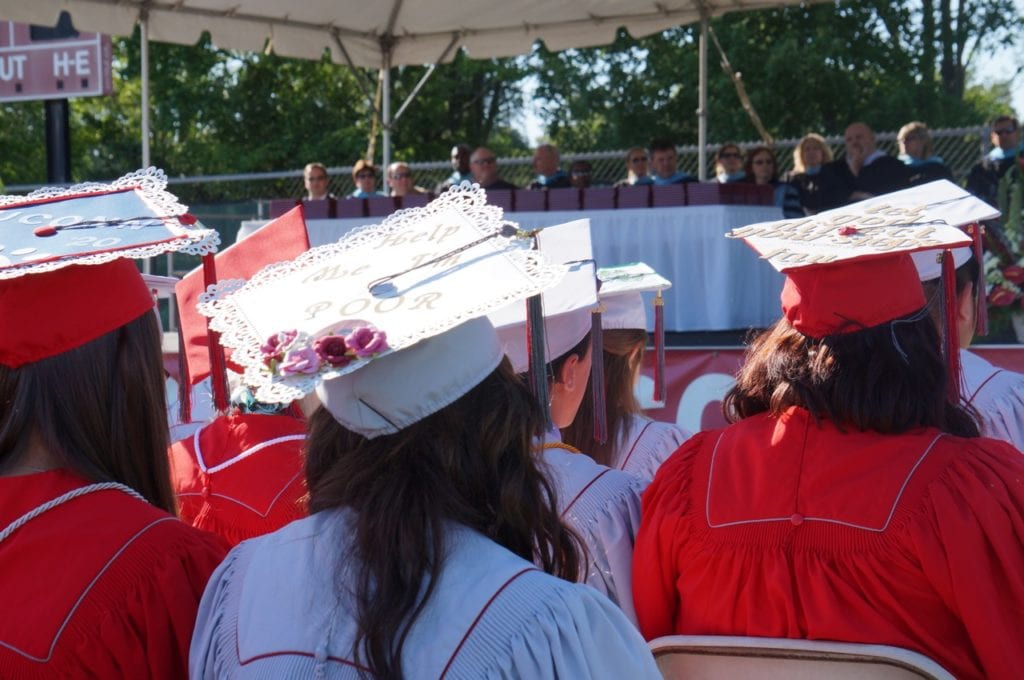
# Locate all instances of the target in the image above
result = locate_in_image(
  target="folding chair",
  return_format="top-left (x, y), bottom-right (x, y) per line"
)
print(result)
top-left (649, 635), bottom-right (955, 680)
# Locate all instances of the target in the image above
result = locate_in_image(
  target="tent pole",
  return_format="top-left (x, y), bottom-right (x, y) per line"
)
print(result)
top-left (140, 11), bottom-right (152, 275)
top-left (697, 15), bottom-right (708, 181)
top-left (382, 53), bottom-right (392, 177)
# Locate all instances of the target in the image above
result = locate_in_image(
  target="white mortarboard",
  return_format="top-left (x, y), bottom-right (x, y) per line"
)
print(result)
top-left (597, 262), bottom-right (672, 402)
top-left (198, 184), bottom-right (565, 439)
top-left (597, 262), bottom-right (672, 330)
top-left (728, 179), bottom-right (998, 400)
top-left (0, 169), bottom-right (219, 369)
top-left (488, 219), bottom-right (598, 373)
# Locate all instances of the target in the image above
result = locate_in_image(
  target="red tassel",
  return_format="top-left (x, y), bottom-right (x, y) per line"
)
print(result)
top-left (653, 291), bottom-right (666, 403)
top-left (968, 223), bottom-right (988, 336)
top-left (174, 301), bottom-right (192, 425)
top-left (201, 253), bottom-right (230, 413)
top-left (942, 250), bottom-right (962, 404)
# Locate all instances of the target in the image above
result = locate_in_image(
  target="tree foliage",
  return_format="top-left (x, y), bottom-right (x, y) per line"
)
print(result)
top-left (0, 1), bottom-right (1019, 189)
top-left (531, 0), bottom-right (1022, 149)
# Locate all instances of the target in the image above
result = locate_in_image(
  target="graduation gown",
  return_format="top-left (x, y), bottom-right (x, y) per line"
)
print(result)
top-left (0, 469), bottom-right (227, 679)
top-left (169, 412), bottom-right (308, 547)
top-left (190, 509), bottom-right (660, 679)
top-left (610, 414), bottom-right (690, 482)
top-left (961, 348), bottom-right (1024, 452)
top-left (539, 435), bottom-right (646, 623)
top-left (633, 406), bottom-right (1024, 679)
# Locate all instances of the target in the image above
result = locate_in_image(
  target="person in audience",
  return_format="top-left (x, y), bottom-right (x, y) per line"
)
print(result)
top-left (302, 162), bottom-right (335, 201)
top-left (898, 121), bottom-right (954, 185)
top-left (615, 147), bottom-right (653, 187)
top-left (649, 137), bottom-right (697, 185)
top-left (634, 208), bottom-right (1024, 679)
top-left (349, 159), bottom-right (385, 199)
top-left (528, 143), bottom-right (572, 190)
top-left (915, 246), bottom-right (1024, 451)
top-left (189, 202), bottom-right (658, 678)
top-left (966, 115), bottom-right (1022, 206)
top-left (386, 161), bottom-right (428, 197)
top-left (785, 132), bottom-right (833, 215)
top-left (562, 263), bottom-right (690, 482)
top-left (569, 159), bottom-right (594, 189)
top-left (818, 122), bottom-right (911, 208)
top-left (714, 143), bottom-right (745, 183)
top-left (744, 145), bottom-right (803, 218)
top-left (0, 186), bottom-right (227, 677)
top-left (434, 143), bottom-right (473, 193)
top-left (470, 146), bottom-right (518, 190)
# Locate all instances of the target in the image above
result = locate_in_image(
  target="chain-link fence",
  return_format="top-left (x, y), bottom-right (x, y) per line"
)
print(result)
top-left (5, 125), bottom-right (994, 288)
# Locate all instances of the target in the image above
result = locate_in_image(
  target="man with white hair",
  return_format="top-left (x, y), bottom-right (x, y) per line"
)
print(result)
top-left (527, 143), bottom-right (572, 190)
top-left (818, 122), bottom-right (911, 209)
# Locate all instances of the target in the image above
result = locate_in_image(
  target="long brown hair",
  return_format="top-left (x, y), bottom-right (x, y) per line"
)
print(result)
top-left (724, 316), bottom-right (979, 437)
top-left (562, 329), bottom-right (647, 466)
top-left (0, 311), bottom-right (175, 512)
top-left (304, 358), bottom-right (582, 680)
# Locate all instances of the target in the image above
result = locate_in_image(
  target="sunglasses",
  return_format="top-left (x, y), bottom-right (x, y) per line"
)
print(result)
top-left (995, 127), bottom-right (1018, 136)
top-left (752, 159), bottom-right (774, 166)
top-left (472, 157), bottom-right (496, 165)
top-left (306, 175), bottom-right (328, 181)
top-left (390, 172), bottom-right (411, 179)
top-left (356, 172), bottom-right (375, 179)
top-left (719, 152), bottom-right (742, 159)
top-left (629, 156), bottom-right (648, 163)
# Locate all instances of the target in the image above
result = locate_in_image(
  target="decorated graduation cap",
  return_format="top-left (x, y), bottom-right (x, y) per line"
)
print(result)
top-left (597, 262), bottom-right (672, 402)
top-left (487, 219), bottom-right (606, 439)
top-left (729, 179), bottom-right (999, 401)
top-left (198, 184), bottom-right (565, 439)
top-left (0, 169), bottom-right (219, 369)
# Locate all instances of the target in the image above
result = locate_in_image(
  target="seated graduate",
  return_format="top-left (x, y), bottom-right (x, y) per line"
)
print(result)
top-left (633, 183), bottom-right (1024, 679)
top-left (0, 171), bottom-right (227, 678)
top-left (913, 233), bottom-right (1024, 451)
top-left (189, 186), bottom-right (659, 678)
top-left (170, 205), bottom-right (313, 546)
top-left (562, 263), bottom-right (690, 482)
top-left (489, 219), bottom-right (646, 624)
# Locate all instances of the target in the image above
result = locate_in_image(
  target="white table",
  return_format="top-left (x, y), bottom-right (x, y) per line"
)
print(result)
top-left (238, 205), bottom-right (786, 332)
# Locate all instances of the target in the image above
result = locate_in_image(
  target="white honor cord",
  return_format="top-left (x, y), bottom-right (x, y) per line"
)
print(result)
top-left (0, 482), bottom-right (147, 544)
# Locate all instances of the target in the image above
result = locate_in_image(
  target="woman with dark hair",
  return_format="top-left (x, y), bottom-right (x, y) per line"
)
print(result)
top-left (633, 199), bottom-right (1024, 679)
top-left (190, 199), bottom-right (658, 678)
top-left (0, 258), bottom-right (227, 675)
top-left (563, 263), bottom-right (689, 481)
top-left (744, 145), bottom-right (803, 217)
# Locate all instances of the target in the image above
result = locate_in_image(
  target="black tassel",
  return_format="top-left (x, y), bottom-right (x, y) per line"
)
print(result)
top-left (590, 306), bottom-right (607, 444)
top-left (526, 294), bottom-right (552, 431)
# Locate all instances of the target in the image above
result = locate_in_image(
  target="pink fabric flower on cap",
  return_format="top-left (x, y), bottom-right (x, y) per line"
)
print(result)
top-left (314, 334), bottom-right (353, 367)
top-left (279, 347), bottom-right (322, 375)
top-left (261, 330), bottom-right (298, 367)
top-left (346, 326), bottom-right (389, 358)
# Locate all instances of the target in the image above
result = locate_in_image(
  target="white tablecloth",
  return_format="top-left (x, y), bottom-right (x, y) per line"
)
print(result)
top-left (238, 205), bottom-right (785, 332)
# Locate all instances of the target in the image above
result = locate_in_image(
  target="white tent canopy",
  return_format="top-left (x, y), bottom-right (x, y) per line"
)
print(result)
top-left (0, 1), bottom-right (821, 175)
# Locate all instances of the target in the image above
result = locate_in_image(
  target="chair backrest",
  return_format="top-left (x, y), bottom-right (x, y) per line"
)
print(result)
top-left (398, 192), bottom-right (433, 209)
top-left (582, 186), bottom-right (616, 210)
top-left (334, 197), bottom-right (366, 218)
top-left (652, 183), bottom-right (687, 207)
top-left (650, 636), bottom-right (955, 680)
top-left (548, 187), bottom-right (582, 211)
top-left (513, 189), bottom-right (547, 212)
top-left (485, 189), bottom-right (514, 212)
top-left (269, 198), bottom-right (299, 218)
top-left (617, 184), bottom-right (651, 208)
top-left (366, 196), bottom-right (398, 217)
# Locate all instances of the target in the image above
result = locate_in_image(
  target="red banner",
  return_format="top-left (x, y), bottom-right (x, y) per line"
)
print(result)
top-left (640, 345), bottom-right (1024, 433)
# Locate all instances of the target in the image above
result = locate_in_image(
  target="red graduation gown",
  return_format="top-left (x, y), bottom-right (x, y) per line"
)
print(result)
top-left (0, 469), bottom-right (226, 679)
top-left (634, 407), bottom-right (1024, 679)
top-left (169, 412), bottom-right (307, 547)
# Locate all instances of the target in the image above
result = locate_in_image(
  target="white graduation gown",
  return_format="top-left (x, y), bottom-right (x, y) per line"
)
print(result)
top-left (611, 414), bottom-right (690, 482)
top-left (538, 430), bottom-right (646, 624)
top-left (189, 510), bottom-right (660, 679)
top-left (961, 348), bottom-right (1024, 452)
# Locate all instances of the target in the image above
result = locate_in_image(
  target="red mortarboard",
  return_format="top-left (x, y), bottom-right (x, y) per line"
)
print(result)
top-left (0, 170), bottom-right (218, 368)
top-left (729, 180), bottom-right (995, 339)
top-left (175, 206), bottom-right (310, 387)
top-left (0, 259), bottom-right (153, 368)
